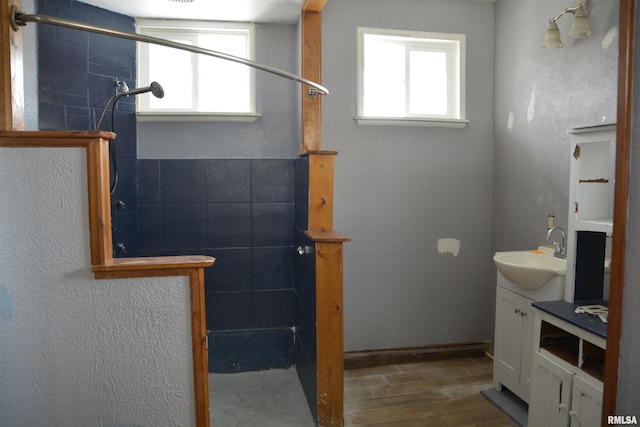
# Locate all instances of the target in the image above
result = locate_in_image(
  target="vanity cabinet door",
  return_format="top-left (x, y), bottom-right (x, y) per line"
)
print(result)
top-left (520, 297), bottom-right (535, 390)
top-left (528, 351), bottom-right (574, 427)
top-left (569, 374), bottom-right (603, 427)
top-left (494, 287), bottom-right (525, 382)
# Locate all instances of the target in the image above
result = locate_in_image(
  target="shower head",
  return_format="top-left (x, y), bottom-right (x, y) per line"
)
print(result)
top-left (149, 81), bottom-right (164, 98)
top-left (94, 81), bottom-right (164, 131)
top-left (116, 81), bottom-right (164, 99)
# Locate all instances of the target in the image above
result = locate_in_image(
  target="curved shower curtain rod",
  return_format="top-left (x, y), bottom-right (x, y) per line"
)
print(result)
top-left (10, 6), bottom-right (329, 97)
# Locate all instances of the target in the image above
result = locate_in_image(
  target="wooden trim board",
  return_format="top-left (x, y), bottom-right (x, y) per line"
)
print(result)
top-left (603, 0), bottom-right (634, 422)
top-left (344, 342), bottom-right (491, 370)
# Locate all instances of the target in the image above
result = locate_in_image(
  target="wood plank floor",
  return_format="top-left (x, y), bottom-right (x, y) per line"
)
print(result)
top-left (344, 356), bottom-right (518, 426)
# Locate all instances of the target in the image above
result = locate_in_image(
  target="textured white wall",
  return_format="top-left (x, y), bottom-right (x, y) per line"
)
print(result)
top-left (493, 0), bottom-right (618, 253)
top-left (323, 0), bottom-right (495, 351)
top-left (491, 0), bottom-right (619, 347)
top-left (0, 147), bottom-right (196, 425)
top-left (493, 0), bottom-right (640, 412)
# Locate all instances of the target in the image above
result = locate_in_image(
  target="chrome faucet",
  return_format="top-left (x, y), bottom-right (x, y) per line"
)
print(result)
top-left (546, 226), bottom-right (567, 258)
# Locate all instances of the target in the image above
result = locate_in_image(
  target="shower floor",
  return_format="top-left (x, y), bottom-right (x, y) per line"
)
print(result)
top-left (209, 368), bottom-right (316, 427)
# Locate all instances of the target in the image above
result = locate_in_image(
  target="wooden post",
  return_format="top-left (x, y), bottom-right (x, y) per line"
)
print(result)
top-left (308, 232), bottom-right (350, 427)
top-left (301, 3), bottom-right (351, 425)
top-left (86, 137), bottom-right (114, 265)
top-left (301, 9), bottom-right (322, 152)
top-left (308, 151), bottom-right (337, 232)
top-left (189, 267), bottom-right (211, 427)
top-left (0, 0), bottom-right (24, 131)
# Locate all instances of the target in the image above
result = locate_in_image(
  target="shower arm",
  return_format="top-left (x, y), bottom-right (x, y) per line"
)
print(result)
top-left (9, 6), bottom-right (329, 98)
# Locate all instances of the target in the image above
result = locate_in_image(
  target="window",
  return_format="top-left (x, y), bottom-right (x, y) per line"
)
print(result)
top-left (356, 27), bottom-right (468, 127)
top-left (137, 20), bottom-right (257, 121)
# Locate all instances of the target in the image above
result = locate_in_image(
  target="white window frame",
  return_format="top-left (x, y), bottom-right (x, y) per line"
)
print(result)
top-left (356, 26), bottom-right (468, 128)
top-left (136, 19), bottom-right (258, 122)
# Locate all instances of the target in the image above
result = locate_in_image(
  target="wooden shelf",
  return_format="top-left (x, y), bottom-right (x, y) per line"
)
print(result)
top-left (540, 321), bottom-right (580, 366)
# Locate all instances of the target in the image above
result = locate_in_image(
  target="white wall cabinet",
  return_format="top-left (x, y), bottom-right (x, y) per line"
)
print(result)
top-left (493, 286), bottom-right (535, 403)
top-left (566, 123), bottom-right (615, 303)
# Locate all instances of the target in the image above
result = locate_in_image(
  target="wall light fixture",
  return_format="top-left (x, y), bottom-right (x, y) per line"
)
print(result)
top-left (541, 0), bottom-right (591, 48)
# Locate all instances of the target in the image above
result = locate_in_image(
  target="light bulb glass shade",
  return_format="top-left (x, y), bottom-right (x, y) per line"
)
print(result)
top-left (568, 13), bottom-right (591, 38)
top-left (541, 22), bottom-right (563, 48)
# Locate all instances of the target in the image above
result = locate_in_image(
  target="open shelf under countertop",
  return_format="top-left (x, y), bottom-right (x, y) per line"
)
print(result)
top-left (532, 300), bottom-right (608, 339)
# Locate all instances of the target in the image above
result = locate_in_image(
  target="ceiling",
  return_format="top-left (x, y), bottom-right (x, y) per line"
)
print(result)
top-left (77, 0), bottom-right (306, 24)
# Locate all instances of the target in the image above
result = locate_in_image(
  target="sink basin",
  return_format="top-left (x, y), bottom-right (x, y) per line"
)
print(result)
top-left (494, 248), bottom-right (566, 290)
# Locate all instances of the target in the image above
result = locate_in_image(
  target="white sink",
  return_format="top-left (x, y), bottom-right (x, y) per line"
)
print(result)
top-left (493, 248), bottom-right (566, 290)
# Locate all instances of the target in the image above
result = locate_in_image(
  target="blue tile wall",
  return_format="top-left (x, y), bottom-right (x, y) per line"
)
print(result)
top-left (208, 203), bottom-right (252, 248)
top-left (138, 158), bottom-right (298, 372)
top-left (252, 159), bottom-right (296, 202)
top-left (205, 248), bottom-right (253, 292)
top-left (295, 155), bottom-right (310, 230)
top-left (37, 0), bottom-right (138, 258)
top-left (208, 330), bottom-right (295, 373)
top-left (37, 0), bottom-right (314, 377)
top-left (294, 155), bottom-right (317, 417)
top-left (207, 160), bottom-right (252, 202)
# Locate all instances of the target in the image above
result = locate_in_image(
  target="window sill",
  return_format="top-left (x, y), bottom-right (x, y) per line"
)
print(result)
top-left (355, 116), bottom-right (469, 128)
top-left (136, 112), bottom-right (261, 123)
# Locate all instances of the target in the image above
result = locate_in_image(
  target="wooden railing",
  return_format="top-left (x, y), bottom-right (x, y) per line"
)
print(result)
top-left (0, 130), bottom-right (215, 427)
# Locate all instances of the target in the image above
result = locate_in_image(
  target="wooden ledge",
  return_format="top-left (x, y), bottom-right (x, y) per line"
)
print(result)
top-left (298, 149), bottom-right (338, 157)
top-left (93, 256), bottom-right (215, 279)
top-left (0, 130), bottom-right (115, 147)
top-left (305, 230), bottom-right (351, 243)
top-left (302, 0), bottom-right (327, 12)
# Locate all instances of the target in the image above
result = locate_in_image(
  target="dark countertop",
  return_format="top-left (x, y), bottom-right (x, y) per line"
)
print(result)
top-left (532, 300), bottom-right (608, 339)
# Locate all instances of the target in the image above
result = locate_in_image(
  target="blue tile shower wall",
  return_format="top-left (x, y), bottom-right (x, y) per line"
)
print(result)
top-left (138, 158), bottom-right (297, 372)
top-left (36, 0), bottom-right (309, 375)
top-left (37, 0), bottom-right (138, 257)
top-left (294, 155), bottom-right (318, 419)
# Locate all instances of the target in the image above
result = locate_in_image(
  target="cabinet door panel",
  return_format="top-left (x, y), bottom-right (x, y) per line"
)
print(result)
top-left (494, 287), bottom-right (524, 382)
top-left (528, 351), bottom-right (573, 427)
top-left (520, 297), bottom-right (535, 389)
top-left (570, 375), bottom-right (603, 427)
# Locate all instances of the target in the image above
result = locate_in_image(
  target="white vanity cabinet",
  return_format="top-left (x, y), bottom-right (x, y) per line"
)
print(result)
top-left (528, 304), bottom-right (605, 427)
top-left (493, 286), bottom-right (535, 403)
top-left (493, 270), bottom-right (565, 404)
top-left (528, 352), bottom-right (603, 427)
